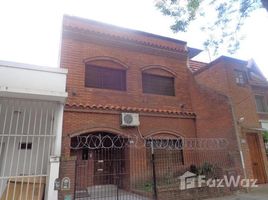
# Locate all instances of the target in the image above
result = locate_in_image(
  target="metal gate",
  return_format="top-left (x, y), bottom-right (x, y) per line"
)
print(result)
top-left (71, 133), bottom-right (235, 200)
top-left (0, 97), bottom-right (57, 200)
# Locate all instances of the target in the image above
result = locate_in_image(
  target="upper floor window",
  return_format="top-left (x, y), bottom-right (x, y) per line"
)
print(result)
top-left (142, 73), bottom-right (175, 96)
top-left (85, 65), bottom-right (126, 91)
top-left (235, 70), bottom-right (247, 85)
top-left (255, 95), bottom-right (267, 113)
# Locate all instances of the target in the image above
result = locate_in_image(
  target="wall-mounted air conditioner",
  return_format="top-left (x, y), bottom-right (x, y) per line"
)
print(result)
top-left (121, 113), bottom-right (140, 127)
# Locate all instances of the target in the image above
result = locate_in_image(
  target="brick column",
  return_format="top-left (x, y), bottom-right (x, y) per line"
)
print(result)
top-left (58, 156), bottom-right (77, 200)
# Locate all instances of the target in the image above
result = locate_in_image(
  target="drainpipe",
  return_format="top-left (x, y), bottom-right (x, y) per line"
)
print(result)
top-left (228, 97), bottom-right (248, 184)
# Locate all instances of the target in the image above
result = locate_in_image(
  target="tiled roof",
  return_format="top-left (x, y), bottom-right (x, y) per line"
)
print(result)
top-left (189, 60), bottom-right (207, 73)
top-left (65, 103), bottom-right (196, 117)
top-left (63, 15), bottom-right (187, 53)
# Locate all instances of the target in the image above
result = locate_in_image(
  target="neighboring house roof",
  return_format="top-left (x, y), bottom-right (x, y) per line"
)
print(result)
top-left (188, 60), bottom-right (208, 73)
top-left (193, 56), bottom-right (248, 75)
top-left (188, 47), bottom-right (202, 59)
top-left (191, 55), bottom-right (268, 86)
top-left (63, 15), bottom-right (188, 54)
top-left (247, 59), bottom-right (267, 86)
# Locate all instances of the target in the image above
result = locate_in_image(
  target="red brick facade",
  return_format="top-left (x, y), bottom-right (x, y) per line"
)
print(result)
top-left (59, 16), bottom-right (243, 199)
top-left (194, 56), bottom-right (268, 183)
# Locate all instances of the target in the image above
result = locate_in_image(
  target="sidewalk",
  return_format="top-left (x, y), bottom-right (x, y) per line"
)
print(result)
top-left (207, 184), bottom-right (268, 200)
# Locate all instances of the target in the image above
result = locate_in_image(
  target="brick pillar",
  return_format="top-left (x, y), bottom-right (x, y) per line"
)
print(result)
top-left (58, 156), bottom-right (77, 200)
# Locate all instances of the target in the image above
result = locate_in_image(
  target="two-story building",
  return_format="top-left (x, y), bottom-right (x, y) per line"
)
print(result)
top-left (191, 56), bottom-right (268, 184)
top-left (59, 16), bottom-right (244, 200)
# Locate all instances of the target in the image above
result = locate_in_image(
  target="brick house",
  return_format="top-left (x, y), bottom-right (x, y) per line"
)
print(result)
top-left (191, 56), bottom-right (268, 184)
top-left (59, 16), bottom-right (244, 199)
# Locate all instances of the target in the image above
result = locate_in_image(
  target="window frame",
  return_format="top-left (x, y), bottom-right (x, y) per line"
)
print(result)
top-left (234, 70), bottom-right (247, 86)
top-left (19, 142), bottom-right (32, 150)
top-left (85, 64), bottom-right (127, 91)
top-left (142, 73), bottom-right (175, 96)
top-left (255, 95), bottom-right (268, 113)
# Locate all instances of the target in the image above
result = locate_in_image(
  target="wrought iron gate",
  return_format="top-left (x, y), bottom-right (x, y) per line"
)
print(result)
top-left (72, 134), bottom-right (236, 200)
top-left (0, 98), bottom-right (57, 200)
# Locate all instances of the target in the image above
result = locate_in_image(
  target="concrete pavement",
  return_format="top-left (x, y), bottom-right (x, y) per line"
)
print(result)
top-left (207, 184), bottom-right (268, 200)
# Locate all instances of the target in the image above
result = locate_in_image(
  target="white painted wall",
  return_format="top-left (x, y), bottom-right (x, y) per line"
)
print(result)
top-left (0, 60), bottom-right (67, 102)
top-left (0, 99), bottom-right (57, 197)
top-left (0, 60), bottom-right (67, 92)
top-left (0, 143), bottom-right (5, 176)
top-left (260, 121), bottom-right (268, 130)
top-left (0, 61), bottom-right (67, 200)
top-left (0, 137), bottom-right (50, 176)
top-left (260, 121), bottom-right (268, 153)
top-left (0, 138), bottom-right (51, 196)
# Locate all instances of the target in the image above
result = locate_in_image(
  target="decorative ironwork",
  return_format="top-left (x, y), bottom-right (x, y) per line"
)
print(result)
top-left (70, 134), bottom-right (228, 150)
top-left (72, 133), bottom-right (237, 200)
top-left (70, 134), bottom-right (131, 150)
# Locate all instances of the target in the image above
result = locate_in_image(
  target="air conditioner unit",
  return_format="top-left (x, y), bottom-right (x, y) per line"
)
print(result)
top-left (121, 113), bottom-right (140, 127)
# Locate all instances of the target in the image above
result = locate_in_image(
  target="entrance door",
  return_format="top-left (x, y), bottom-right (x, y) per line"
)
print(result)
top-left (93, 148), bottom-right (125, 186)
top-left (246, 133), bottom-right (267, 184)
top-left (94, 148), bottom-right (113, 185)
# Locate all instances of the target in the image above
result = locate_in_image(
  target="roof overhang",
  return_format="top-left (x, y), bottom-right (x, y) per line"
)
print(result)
top-left (0, 86), bottom-right (68, 103)
top-left (243, 127), bottom-right (268, 132)
top-left (0, 60), bottom-right (68, 103)
top-left (188, 47), bottom-right (202, 59)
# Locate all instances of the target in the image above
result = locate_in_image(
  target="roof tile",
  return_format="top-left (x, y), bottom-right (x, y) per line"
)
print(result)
top-left (189, 60), bottom-right (207, 73)
top-left (65, 103), bottom-right (196, 117)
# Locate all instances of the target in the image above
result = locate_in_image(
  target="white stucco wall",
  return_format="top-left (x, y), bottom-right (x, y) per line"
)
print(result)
top-left (0, 61), bottom-right (67, 200)
top-left (0, 60), bottom-right (67, 102)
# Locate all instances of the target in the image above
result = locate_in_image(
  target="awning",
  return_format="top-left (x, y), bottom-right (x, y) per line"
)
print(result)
top-left (245, 127), bottom-right (268, 132)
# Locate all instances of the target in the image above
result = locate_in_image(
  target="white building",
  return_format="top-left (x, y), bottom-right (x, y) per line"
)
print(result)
top-left (0, 61), bottom-right (67, 200)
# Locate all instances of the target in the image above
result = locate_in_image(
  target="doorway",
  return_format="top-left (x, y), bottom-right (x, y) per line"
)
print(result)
top-left (73, 132), bottom-right (129, 199)
top-left (246, 133), bottom-right (267, 184)
top-left (93, 147), bottom-right (125, 186)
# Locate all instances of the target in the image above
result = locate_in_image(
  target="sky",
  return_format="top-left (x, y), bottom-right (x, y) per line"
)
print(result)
top-left (0, 0), bottom-right (267, 77)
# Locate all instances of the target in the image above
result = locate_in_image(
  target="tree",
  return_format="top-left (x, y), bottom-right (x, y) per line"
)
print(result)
top-left (155, 0), bottom-right (267, 55)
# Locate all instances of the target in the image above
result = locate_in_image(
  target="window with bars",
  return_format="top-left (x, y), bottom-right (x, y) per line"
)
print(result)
top-left (85, 65), bottom-right (126, 91)
top-left (142, 73), bottom-right (175, 96)
top-left (18, 142), bottom-right (32, 150)
top-left (146, 139), bottom-right (184, 165)
top-left (255, 95), bottom-right (268, 113)
top-left (235, 70), bottom-right (247, 85)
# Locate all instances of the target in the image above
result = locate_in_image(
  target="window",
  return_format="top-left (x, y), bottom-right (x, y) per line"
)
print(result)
top-left (142, 73), bottom-right (175, 96)
top-left (146, 139), bottom-right (184, 165)
top-left (235, 70), bottom-right (247, 85)
top-left (85, 65), bottom-right (126, 91)
top-left (255, 95), bottom-right (267, 113)
top-left (19, 142), bottom-right (32, 150)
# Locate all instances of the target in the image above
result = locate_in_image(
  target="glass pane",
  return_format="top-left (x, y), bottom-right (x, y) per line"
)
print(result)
top-left (255, 96), bottom-right (266, 112)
